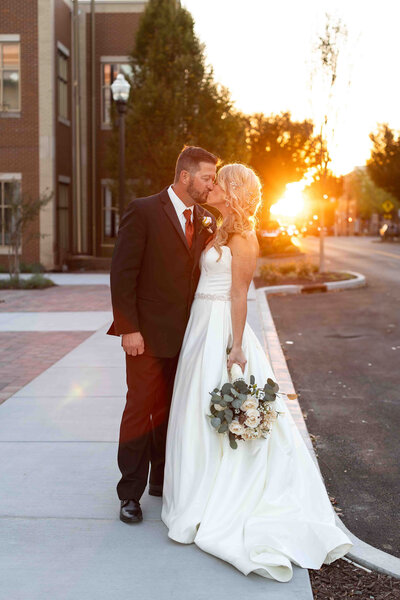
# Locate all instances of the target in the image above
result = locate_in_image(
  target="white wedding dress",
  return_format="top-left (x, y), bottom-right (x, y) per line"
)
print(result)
top-left (161, 245), bottom-right (352, 582)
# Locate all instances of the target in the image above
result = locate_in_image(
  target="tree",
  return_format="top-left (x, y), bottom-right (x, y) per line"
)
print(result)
top-left (367, 124), bottom-right (400, 210)
top-left (304, 170), bottom-right (343, 229)
top-left (348, 166), bottom-right (398, 220)
top-left (106, 0), bottom-right (247, 201)
top-left (312, 13), bottom-right (348, 271)
top-left (6, 179), bottom-right (53, 281)
top-left (247, 111), bottom-right (319, 224)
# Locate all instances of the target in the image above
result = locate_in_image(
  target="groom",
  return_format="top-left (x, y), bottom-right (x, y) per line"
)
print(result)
top-left (107, 146), bottom-right (218, 524)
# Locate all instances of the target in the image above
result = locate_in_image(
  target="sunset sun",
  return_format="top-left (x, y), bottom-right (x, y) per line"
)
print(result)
top-left (270, 182), bottom-right (306, 219)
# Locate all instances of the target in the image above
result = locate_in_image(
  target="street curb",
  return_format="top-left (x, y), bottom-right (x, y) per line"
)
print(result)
top-left (0, 273), bottom-right (110, 285)
top-left (254, 288), bottom-right (400, 580)
top-left (259, 271), bottom-right (366, 296)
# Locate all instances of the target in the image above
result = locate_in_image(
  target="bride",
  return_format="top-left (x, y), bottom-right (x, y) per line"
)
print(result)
top-left (161, 163), bottom-right (352, 582)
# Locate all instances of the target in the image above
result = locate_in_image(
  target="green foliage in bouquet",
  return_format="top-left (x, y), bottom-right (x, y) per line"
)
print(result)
top-left (208, 372), bottom-right (284, 450)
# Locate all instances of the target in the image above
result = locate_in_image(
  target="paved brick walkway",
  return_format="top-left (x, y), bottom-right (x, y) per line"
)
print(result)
top-left (0, 285), bottom-right (111, 312)
top-left (0, 331), bottom-right (93, 404)
top-left (0, 285), bottom-right (113, 405)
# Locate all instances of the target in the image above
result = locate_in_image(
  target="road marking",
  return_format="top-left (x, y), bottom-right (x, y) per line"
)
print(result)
top-left (301, 240), bottom-right (400, 261)
top-left (372, 249), bottom-right (400, 260)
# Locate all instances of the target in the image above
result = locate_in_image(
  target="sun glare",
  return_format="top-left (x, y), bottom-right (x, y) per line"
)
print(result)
top-left (270, 182), bottom-right (306, 219)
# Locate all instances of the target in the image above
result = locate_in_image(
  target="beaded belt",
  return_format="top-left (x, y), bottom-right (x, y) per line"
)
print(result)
top-left (194, 292), bottom-right (231, 301)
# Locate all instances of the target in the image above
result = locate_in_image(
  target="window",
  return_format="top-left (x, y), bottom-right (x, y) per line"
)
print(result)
top-left (0, 177), bottom-right (21, 246)
top-left (57, 183), bottom-right (70, 258)
top-left (0, 42), bottom-right (20, 112)
top-left (101, 63), bottom-right (133, 125)
top-left (101, 182), bottom-right (119, 244)
top-left (57, 51), bottom-right (68, 120)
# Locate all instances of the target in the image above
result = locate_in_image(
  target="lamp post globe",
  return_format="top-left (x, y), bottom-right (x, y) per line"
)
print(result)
top-left (111, 73), bottom-right (131, 221)
top-left (111, 72), bottom-right (131, 103)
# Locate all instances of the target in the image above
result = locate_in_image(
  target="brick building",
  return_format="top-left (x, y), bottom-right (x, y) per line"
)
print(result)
top-left (0, 0), bottom-right (147, 270)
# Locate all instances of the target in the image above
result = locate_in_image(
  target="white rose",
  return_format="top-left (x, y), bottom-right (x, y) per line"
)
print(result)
top-left (241, 396), bottom-right (259, 412)
top-left (229, 420), bottom-right (245, 436)
top-left (261, 409), bottom-right (277, 429)
top-left (202, 216), bottom-right (213, 228)
top-left (242, 428), bottom-right (260, 441)
top-left (244, 408), bottom-right (261, 428)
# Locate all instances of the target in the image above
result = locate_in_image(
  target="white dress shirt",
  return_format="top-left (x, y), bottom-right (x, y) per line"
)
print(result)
top-left (167, 185), bottom-right (194, 233)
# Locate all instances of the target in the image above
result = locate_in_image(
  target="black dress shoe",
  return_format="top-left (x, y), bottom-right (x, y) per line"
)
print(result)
top-left (120, 499), bottom-right (143, 524)
top-left (149, 485), bottom-right (163, 497)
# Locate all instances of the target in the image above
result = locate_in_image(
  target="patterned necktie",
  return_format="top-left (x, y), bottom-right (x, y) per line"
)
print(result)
top-left (183, 209), bottom-right (194, 249)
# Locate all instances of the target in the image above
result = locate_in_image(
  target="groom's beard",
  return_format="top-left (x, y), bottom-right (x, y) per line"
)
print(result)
top-left (187, 180), bottom-right (210, 205)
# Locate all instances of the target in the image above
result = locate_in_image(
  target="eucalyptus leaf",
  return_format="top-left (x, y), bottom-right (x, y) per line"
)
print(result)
top-left (235, 380), bottom-right (249, 394)
top-left (221, 383), bottom-right (234, 395)
top-left (264, 384), bottom-right (275, 395)
top-left (211, 417), bottom-right (221, 429)
top-left (267, 378), bottom-right (279, 392)
top-left (238, 393), bottom-right (247, 402)
top-left (250, 375), bottom-right (255, 385)
top-left (218, 423), bottom-right (229, 433)
top-left (231, 399), bottom-right (242, 409)
top-left (217, 411), bottom-right (225, 420)
top-left (223, 394), bottom-right (233, 404)
top-left (224, 409), bottom-right (233, 423)
top-left (229, 438), bottom-right (238, 450)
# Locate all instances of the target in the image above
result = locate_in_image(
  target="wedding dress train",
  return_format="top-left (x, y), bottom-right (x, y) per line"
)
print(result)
top-left (161, 245), bottom-right (352, 582)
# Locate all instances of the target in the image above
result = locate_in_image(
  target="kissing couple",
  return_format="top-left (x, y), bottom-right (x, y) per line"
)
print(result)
top-left (107, 145), bottom-right (352, 582)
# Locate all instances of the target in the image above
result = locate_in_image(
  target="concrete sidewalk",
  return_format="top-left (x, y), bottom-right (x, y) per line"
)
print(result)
top-left (0, 296), bottom-right (313, 599)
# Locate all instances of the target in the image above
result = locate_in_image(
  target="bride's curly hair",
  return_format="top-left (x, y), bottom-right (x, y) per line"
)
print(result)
top-left (213, 163), bottom-right (262, 260)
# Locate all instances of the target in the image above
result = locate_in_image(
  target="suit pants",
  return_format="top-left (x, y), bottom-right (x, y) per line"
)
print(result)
top-left (117, 352), bottom-right (179, 501)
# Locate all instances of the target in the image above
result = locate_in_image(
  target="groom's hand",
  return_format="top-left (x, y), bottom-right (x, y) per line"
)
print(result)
top-left (122, 332), bottom-right (145, 356)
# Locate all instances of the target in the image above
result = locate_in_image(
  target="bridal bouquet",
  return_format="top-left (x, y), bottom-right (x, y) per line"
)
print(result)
top-left (208, 364), bottom-right (288, 450)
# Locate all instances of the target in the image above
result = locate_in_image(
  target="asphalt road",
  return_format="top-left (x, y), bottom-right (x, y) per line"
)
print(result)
top-left (268, 236), bottom-right (400, 558)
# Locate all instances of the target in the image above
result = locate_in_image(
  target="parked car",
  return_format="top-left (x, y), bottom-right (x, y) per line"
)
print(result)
top-left (380, 222), bottom-right (399, 242)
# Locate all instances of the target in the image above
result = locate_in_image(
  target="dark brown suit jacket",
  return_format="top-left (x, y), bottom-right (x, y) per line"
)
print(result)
top-left (107, 187), bottom-right (216, 357)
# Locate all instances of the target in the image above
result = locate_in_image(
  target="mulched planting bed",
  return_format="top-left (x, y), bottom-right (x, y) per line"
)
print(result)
top-left (310, 559), bottom-right (400, 599)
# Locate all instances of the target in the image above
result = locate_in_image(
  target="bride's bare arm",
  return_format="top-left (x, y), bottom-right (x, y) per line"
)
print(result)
top-left (227, 232), bottom-right (259, 372)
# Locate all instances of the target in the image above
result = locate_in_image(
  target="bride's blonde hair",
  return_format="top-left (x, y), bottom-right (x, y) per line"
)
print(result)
top-left (213, 163), bottom-right (262, 260)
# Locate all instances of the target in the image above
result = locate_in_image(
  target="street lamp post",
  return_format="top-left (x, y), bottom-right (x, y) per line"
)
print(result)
top-left (111, 73), bottom-right (131, 222)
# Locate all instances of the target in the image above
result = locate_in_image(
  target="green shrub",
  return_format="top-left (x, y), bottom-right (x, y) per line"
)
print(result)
top-left (0, 274), bottom-right (56, 289)
top-left (259, 265), bottom-right (283, 285)
top-left (296, 261), bottom-right (316, 280)
top-left (278, 262), bottom-right (297, 276)
top-left (259, 260), bottom-right (320, 284)
top-left (20, 262), bottom-right (45, 273)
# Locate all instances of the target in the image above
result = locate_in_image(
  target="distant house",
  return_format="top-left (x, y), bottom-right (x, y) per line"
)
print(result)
top-left (0, 0), bottom-right (147, 270)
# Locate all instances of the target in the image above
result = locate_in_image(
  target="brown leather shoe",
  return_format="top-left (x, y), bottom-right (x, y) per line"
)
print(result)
top-left (120, 499), bottom-right (143, 524)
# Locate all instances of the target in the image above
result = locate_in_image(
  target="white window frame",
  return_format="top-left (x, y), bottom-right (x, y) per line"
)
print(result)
top-left (0, 37), bottom-right (21, 113)
top-left (0, 173), bottom-right (22, 254)
top-left (57, 47), bottom-right (69, 123)
top-left (101, 179), bottom-right (119, 247)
